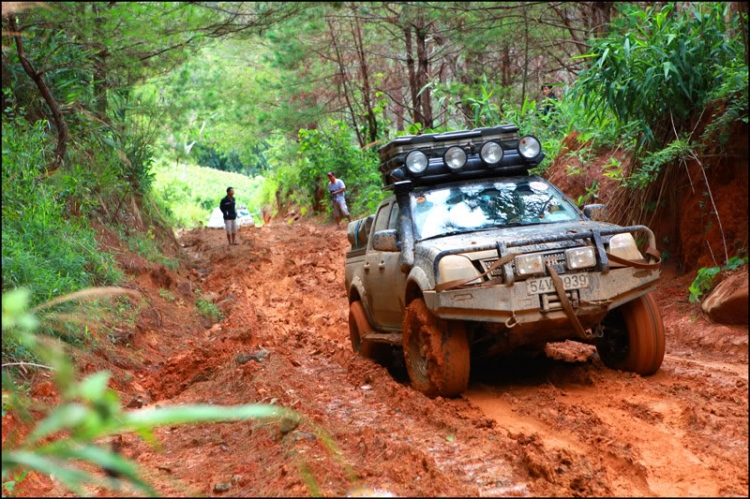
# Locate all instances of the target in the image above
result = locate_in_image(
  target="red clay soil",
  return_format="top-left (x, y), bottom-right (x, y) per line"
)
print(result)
top-left (5, 221), bottom-right (749, 497)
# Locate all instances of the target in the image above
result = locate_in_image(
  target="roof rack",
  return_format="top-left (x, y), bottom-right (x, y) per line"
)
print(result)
top-left (377, 125), bottom-right (544, 189)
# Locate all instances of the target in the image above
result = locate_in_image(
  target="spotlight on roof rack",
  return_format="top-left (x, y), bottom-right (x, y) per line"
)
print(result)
top-left (405, 150), bottom-right (428, 175)
top-left (518, 135), bottom-right (541, 160)
top-left (480, 141), bottom-right (503, 166)
top-left (444, 146), bottom-right (467, 171)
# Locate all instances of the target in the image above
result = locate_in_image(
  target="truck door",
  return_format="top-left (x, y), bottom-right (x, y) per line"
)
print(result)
top-left (364, 201), bottom-right (407, 330)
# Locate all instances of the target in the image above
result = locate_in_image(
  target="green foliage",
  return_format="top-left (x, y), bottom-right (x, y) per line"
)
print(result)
top-left (688, 266), bottom-right (720, 303)
top-left (298, 121), bottom-right (387, 216)
top-left (625, 137), bottom-right (694, 190)
top-left (722, 255), bottom-right (748, 272)
top-left (123, 228), bottom-right (178, 271)
top-left (1, 288), bottom-right (296, 497)
top-left (572, 2), bottom-right (745, 149)
top-left (700, 61), bottom-right (749, 149)
top-left (2, 470), bottom-right (29, 497)
top-left (196, 299), bottom-right (223, 322)
top-left (2, 118), bottom-right (123, 309)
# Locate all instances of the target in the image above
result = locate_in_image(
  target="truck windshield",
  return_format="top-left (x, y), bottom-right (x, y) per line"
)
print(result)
top-left (412, 178), bottom-right (580, 240)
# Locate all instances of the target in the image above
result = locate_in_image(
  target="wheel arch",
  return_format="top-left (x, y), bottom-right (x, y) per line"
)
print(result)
top-left (406, 266), bottom-right (431, 305)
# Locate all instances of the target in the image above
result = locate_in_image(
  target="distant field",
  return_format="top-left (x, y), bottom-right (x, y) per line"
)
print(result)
top-left (152, 160), bottom-right (264, 229)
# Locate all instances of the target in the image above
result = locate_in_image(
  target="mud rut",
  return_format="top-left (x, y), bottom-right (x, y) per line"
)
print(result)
top-left (89, 223), bottom-right (747, 496)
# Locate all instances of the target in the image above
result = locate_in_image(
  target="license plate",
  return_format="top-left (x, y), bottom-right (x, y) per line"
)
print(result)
top-left (527, 273), bottom-right (589, 295)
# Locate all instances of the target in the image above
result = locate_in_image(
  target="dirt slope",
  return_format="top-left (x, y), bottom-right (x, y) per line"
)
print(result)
top-left (7, 220), bottom-right (748, 497)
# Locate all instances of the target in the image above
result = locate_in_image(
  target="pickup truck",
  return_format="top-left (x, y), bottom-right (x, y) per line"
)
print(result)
top-left (345, 126), bottom-right (664, 397)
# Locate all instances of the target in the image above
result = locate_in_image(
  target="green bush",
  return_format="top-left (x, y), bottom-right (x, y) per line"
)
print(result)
top-left (196, 299), bottom-right (222, 322)
top-left (572, 2), bottom-right (745, 148)
top-left (298, 120), bottom-right (387, 217)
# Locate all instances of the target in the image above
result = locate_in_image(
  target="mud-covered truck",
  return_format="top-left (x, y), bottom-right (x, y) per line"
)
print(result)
top-left (345, 125), bottom-right (665, 397)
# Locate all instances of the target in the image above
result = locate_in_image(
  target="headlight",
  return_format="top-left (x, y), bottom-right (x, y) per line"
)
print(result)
top-left (518, 135), bottom-right (541, 159)
top-left (438, 255), bottom-right (481, 285)
top-left (608, 233), bottom-right (644, 261)
top-left (443, 146), bottom-right (467, 171)
top-left (565, 247), bottom-right (596, 269)
top-left (480, 141), bottom-right (503, 166)
top-left (405, 150), bottom-right (429, 174)
top-left (515, 254), bottom-right (545, 277)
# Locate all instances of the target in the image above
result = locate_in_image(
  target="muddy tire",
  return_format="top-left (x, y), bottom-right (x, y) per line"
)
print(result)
top-left (402, 298), bottom-right (470, 397)
top-left (596, 293), bottom-right (665, 375)
top-left (349, 301), bottom-right (388, 362)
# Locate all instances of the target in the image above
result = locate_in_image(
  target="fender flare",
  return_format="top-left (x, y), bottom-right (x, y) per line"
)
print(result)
top-left (349, 275), bottom-right (366, 304)
top-left (406, 266), bottom-right (432, 305)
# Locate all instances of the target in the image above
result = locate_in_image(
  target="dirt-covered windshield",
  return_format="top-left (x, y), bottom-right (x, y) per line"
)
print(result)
top-left (412, 177), bottom-right (581, 240)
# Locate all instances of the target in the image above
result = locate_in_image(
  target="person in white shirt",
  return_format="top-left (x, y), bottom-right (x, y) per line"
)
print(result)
top-left (327, 172), bottom-right (352, 228)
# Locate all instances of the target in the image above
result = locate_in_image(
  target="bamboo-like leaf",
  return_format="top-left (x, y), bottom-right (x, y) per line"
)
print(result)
top-left (26, 404), bottom-right (88, 445)
top-left (2, 451), bottom-right (91, 495)
top-left (56, 445), bottom-right (156, 496)
top-left (123, 403), bottom-right (291, 429)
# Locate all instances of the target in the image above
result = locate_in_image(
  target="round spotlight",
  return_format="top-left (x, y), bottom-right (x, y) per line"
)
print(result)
top-left (518, 135), bottom-right (541, 159)
top-left (405, 150), bottom-right (429, 174)
top-left (480, 141), bottom-right (504, 166)
top-left (443, 146), bottom-right (467, 171)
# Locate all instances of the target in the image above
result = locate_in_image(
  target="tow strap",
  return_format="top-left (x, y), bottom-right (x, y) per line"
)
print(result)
top-left (549, 245), bottom-right (661, 339)
top-left (546, 263), bottom-right (587, 338)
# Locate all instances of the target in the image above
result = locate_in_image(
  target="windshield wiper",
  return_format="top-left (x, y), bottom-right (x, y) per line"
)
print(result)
top-left (419, 229), bottom-right (474, 241)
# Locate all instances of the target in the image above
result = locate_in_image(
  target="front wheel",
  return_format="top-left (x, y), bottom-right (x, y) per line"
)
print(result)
top-left (596, 293), bottom-right (665, 375)
top-left (402, 298), bottom-right (470, 397)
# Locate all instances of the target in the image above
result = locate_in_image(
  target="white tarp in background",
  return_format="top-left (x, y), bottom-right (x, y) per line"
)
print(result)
top-left (207, 207), bottom-right (226, 228)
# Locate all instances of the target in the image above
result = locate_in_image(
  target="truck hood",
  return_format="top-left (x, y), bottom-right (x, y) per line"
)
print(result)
top-left (414, 220), bottom-right (620, 261)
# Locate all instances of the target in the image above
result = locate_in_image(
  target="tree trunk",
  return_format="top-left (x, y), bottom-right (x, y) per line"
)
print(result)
top-left (737, 2), bottom-right (749, 66)
top-left (92, 3), bottom-right (108, 116)
top-left (589, 2), bottom-right (612, 37)
top-left (351, 14), bottom-right (378, 143)
top-left (10, 16), bottom-right (69, 175)
top-left (521, 5), bottom-right (529, 108)
top-left (404, 25), bottom-right (422, 127)
top-left (415, 24), bottom-right (433, 130)
top-left (327, 18), bottom-right (364, 147)
top-left (502, 44), bottom-right (511, 87)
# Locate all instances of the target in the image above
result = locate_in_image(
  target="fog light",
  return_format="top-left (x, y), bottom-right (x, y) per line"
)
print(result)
top-left (565, 247), bottom-right (596, 269)
top-left (515, 254), bottom-right (545, 276)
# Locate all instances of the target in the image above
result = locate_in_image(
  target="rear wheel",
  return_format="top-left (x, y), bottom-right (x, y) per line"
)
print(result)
top-left (402, 298), bottom-right (470, 397)
top-left (596, 293), bottom-right (665, 375)
top-left (349, 300), bottom-right (388, 361)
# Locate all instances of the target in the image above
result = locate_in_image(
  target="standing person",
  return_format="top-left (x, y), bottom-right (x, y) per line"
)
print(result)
top-left (220, 187), bottom-right (239, 246)
top-left (327, 172), bottom-right (352, 229)
top-left (541, 84), bottom-right (558, 116)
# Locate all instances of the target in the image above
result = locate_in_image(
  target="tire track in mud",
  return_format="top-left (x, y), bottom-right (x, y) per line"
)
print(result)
top-left (132, 222), bottom-right (746, 497)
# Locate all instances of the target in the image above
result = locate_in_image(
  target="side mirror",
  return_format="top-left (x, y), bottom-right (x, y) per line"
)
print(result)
top-left (372, 229), bottom-right (399, 252)
top-left (583, 204), bottom-right (608, 222)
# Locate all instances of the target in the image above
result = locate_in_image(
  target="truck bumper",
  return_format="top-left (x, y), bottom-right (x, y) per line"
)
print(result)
top-left (422, 267), bottom-right (659, 326)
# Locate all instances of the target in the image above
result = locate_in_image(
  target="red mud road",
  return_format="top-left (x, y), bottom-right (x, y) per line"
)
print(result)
top-left (12, 221), bottom-right (749, 497)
